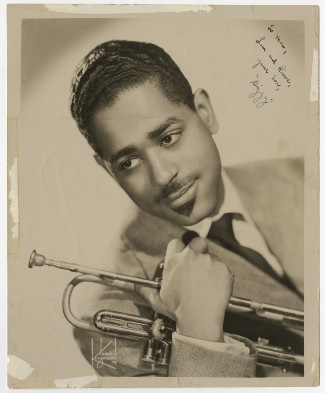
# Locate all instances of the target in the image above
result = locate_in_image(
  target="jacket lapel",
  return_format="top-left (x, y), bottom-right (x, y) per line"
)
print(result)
top-left (207, 239), bottom-right (303, 309)
top-left (225, 158), bottom-right (304, 296)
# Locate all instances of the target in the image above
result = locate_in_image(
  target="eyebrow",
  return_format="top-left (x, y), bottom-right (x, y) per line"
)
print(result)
top-left (147, 116), bottom-right (184, 140)
top-left (109, 145), bottom-right (138, 164)
top-left (109, 116), bottom-right (184, 164)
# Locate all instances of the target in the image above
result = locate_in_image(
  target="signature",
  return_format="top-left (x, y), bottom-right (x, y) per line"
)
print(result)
top-left (248, 77), bottom-right (273, 108)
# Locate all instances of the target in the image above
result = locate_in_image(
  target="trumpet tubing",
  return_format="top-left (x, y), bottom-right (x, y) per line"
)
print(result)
top-left (29, 250), bottom-right (304, 372)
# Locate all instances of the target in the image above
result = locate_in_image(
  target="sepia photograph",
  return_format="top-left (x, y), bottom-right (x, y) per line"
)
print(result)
top-left (6, 4), bottom-right (319, 389)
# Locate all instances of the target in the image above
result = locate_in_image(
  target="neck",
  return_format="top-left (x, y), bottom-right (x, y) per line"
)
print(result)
top-left (209, 173), bottom-right (225, 218)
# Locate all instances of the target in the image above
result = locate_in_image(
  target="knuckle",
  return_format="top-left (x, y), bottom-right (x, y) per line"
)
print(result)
top-left (215, 261), bottom-right (229, 273)
top-left (179, 248), bottom-right (195, 264)
top-left (216, 263), bottom-right (234, 280)
top-left (224, 265), bottom-right (232, 275)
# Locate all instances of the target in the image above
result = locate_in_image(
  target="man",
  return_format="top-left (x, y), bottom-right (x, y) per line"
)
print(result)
top-left (70, 40), bottom-right (303, 377)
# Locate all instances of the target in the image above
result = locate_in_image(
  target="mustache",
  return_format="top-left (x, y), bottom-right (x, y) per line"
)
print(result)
top-left (154, 176), bottom-right (196, 203)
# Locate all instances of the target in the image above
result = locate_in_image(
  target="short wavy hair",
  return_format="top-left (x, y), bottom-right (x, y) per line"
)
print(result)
top-left (70, 40), bottom-right (194, 155)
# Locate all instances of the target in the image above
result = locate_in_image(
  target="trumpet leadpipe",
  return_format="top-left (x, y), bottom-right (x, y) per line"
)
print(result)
top-left (29, 250), bottom-right (159, 288)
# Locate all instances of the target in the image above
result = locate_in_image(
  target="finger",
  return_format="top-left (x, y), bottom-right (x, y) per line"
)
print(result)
top-left (134, 284), bottom-right (155, 304)
top-left (165, 239), bottom-right (186, 260)
top-left (135, 285), bottom-right (172, 317)
top-left (188, 237), bottom-right (209, 254)
top-left (164, 239), bottom-right (186, 271)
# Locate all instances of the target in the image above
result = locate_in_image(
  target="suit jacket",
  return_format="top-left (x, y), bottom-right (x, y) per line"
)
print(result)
top-left (73, 158), bottom-right (304, 377)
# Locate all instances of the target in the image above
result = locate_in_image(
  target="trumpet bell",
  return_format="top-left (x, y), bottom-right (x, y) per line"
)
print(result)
top-left (29, 250), bottom-right (46, 268)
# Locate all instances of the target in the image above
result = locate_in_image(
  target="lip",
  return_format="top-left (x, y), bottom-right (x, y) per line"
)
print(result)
top-left (165, 180), bottom-right (197, 208)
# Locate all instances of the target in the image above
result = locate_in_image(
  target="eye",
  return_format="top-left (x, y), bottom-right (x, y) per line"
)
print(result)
top-left (160, 132), bottom-right (182, 147)
top-left (120, 157), bottom-right (142, 171)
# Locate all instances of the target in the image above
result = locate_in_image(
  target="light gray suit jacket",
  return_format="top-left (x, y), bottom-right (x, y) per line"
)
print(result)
top-left (74, 158), bottom-right (304, 377)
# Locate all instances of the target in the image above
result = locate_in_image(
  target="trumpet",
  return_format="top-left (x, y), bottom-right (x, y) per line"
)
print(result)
top-left (29, 250), bottom-right (304, 372)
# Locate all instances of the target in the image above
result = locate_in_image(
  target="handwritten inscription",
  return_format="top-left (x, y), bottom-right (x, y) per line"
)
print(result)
top-left (249, 76), bottom-right (273, 108)
top-left (249, 24), bottom-right (292, 108)
top-left (252, 58), bottom-right (269, 74)
top-left (256, 37), bottom-right (267, 51)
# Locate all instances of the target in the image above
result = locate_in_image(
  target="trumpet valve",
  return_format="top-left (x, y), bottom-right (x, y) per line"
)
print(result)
top-left (28, 250), bottom-right (46, 268)
top-left (155, 341), bottom-right (171, 366)
top-left (141, 339), bottom-right (156, 363)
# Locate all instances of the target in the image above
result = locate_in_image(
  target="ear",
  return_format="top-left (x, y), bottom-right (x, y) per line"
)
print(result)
top-left (193, 88), bottom-right (219, 134)
top-left (94, 154), bottom-right (116, 181)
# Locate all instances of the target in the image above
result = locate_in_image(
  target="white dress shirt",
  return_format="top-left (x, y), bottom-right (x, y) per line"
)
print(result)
top-left (185, 169), bottom-right (284, 277)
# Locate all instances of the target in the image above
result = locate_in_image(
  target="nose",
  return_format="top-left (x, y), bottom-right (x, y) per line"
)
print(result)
top-left (147, 152), bottom-right (178, 187)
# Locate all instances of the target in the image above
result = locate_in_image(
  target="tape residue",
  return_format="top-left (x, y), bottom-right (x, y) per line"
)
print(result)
top-left (311, 358), bottom-right (318, 374)
top-left (310, 48), bottom-right (319, 102)
top-left (54, 375), bottom-right (98, 388)
top-left (44, 4), bottom-right (213, 14)
top-left (9, 158), bottom-right (19, 239)
top-left (8, 354), bottom-right (35, 381)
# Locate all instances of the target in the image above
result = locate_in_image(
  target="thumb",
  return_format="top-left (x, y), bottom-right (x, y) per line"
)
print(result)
top-left (188, 237), bottom-right (209, 254)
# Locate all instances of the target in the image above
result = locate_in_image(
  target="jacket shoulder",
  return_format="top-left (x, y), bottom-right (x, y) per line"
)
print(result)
top-left (225, 157), bottom-right (303, 184)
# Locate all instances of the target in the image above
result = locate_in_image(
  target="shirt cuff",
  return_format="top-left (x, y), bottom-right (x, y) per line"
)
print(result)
top-left (172, 331), bottom-right (250, 356)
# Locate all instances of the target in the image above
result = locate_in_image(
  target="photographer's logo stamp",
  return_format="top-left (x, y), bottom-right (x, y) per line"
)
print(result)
top-left (91, 338), bottom-right (117, 370)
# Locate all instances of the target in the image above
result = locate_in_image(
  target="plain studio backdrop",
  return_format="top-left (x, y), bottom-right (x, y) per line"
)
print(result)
top-left (10, 16), bottom-right (307, 380)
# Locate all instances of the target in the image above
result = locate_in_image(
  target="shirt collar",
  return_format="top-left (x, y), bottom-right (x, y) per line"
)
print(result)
top-left (185, 169), bottom-right (251, 237)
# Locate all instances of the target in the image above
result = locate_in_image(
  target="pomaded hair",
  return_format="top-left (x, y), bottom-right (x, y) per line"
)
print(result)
top-left (70, 40), bottom-right (194, 154)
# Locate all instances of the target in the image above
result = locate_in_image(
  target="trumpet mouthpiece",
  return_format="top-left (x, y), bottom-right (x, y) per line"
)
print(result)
top-left (28, 250), bottom-right (46, 268)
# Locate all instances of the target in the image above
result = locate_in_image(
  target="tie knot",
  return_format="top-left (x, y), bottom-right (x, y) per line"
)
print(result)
top-left (208, 213), bottom-right (236, 247)
top-left (181, 230), bottom-right (199, 246)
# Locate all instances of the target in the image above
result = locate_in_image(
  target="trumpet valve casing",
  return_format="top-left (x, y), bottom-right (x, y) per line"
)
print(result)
top-left (141, 339), bottom-right (157, 363)
top-left (155, 341), bottom-right (171, 366)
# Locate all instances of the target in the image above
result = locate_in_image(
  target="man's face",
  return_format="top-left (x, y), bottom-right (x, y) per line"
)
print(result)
top-left (91, 82), bottom-right (223, 226)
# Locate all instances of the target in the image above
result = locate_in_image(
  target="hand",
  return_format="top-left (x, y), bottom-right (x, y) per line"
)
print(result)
top-left (136, 237), bottom-right (235, 342)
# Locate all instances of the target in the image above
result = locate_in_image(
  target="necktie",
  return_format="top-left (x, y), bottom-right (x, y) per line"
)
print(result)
top-left (181, 214), bottom-right (301, 295)
top-left (207, 213), bottom-right (282, 282)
